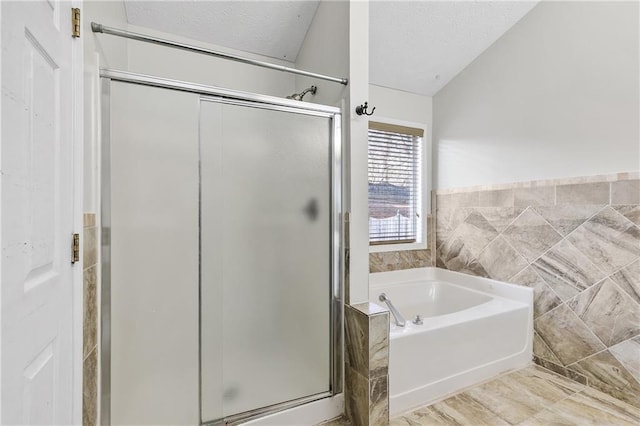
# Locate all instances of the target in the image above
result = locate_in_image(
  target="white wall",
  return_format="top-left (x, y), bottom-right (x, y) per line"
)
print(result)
top-left (295, 1), bottom-right (349, 107)
top-left (433, 1), bottom-right (640, 189)
top-left (295, 0), bottom-right (371, 304)
top-left (126, 24), bottom-right (295, 97)
top-left (369, 85), bottom-right (432, 128)
top-left (84, 0), bottom-right (129, 211)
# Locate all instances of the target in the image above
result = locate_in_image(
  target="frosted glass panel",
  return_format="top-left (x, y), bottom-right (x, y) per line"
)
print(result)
top-left (200, 100), bottom-right (332, 421)
top-left (110, 83), bottom-right (200, 425)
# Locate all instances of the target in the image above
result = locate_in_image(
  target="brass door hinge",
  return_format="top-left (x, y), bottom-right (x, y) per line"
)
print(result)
top-left (72, 233), bottom-right (80, 264)
top-left (71, 8), bottom-right (81, 38)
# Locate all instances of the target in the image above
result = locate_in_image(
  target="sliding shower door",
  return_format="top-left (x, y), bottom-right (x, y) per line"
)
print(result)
top-left (105, 74), bottom-right (341, 426)
top-left (200, 98), bottom-right (336, 422)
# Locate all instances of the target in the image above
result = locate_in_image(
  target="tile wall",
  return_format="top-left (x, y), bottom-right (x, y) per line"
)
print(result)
top-left (83, 213), bottom-right (99, 426)
top-left (434, 172), bottom-right (640, 408)
top-left (345, 303), bottom-right (390, 426)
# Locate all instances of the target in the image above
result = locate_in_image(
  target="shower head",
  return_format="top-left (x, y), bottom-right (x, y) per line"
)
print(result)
top-left (286, 85), bottom-right (317, 101)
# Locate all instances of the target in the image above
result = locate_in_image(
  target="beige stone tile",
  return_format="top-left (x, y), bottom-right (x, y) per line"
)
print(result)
top-left (522, 388), bottom-right (640, 426)
top-left (370, 253), bottom-right (384, 273)
top-left (533, 332), bottom-right (562, 363)
top-left (567, 207), bottom-right (640, 275)
top-left (533, 356), bottom-right (588, 386)
top-left (571, 387), bottom-right (640, 423)
top-left (514, 186), bottom-right (555, 207)
top-left (613, 205), bottom-right (640, 226)
top-left (512, 267), bottom-right (562, 318)
top-left (534, 304), bottom-right (605, 366)
top-left (83, 265), bottom-right (98, 358)
top-left (532, 239), bottom-right (605, 301)
top-left (525, 365), bottom-right (586, 393)
top-left (477, 236), bottom-right (528, 281)
top-left (389, 416), bottom-right (423, 426)
top-left (399, 250), bottom-right (431, 269)
top-left (441, 244), bottom-right (490, 279)
top-left (345, 306), bottom-right (369, 376)
top-left (568, 278), bottom-right (640, 347)
top-left (463, 366), bottom-right (580, 424)
top-left (380, 251), bottom-right (401, 272)
top-left (369, 312), bottom-right (389, 379)
top-left (316, 416), bottom-right (351, 426)
top-left (83, 226), bottom-right (98, 268)
top-left (478, 189), bottom-right (514, 208)
top-left (439, 211), bottom-right (498, 260)
top-left (83, 349), bottom-right (98, 426)
top-left (476, 207), bottom-right (525, 233)
top-left (435, 208), bottom-right (473, 247)
top-left (436, 192), bottom-right (479, 209)
top-left (346, 367), bottom-right (369, 426)
top-left (424, 392), bottom-right (510, 425)
top-left (611, 180), bottom-right (640, 205)
top-left (610, 336), bottom-right (640, 384)
top-left (556, 182), bottom-right (610, 205)
top-left (569, 350), bottom-right (640, 409)
top-left (533, 204), bottom-right (603, 236)
top-left (502, 208), bottom-right (563, 263)
top-left (370, 374), bottom-right (389, 425)
top-left (610, 259), bottom-right (640, 304)
top-left (403, 406), bottom-right (455, 425)
top-left (83, 212), bottom-right (96, 228)
top-left (351, 302), bottom-right (388, 317)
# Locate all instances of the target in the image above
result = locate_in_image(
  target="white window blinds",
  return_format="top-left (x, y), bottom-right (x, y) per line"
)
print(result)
top-left (368, 122), bottom-right (423, 245)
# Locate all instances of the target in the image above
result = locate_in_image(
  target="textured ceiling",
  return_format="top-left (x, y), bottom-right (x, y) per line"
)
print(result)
top-left (370, 1), bottom-right (539, 96)
top-left (124, 1), bottom-right (538, 96)
top-left (124, 1), bottom-right (320, 61)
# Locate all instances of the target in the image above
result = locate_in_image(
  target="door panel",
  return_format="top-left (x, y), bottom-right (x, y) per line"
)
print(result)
top-left (200, 99), bottom-right (332, 421)
top-left (1, 1), bottom-right (76, 424)
top-left (109, 82), bottom-right (200, 425)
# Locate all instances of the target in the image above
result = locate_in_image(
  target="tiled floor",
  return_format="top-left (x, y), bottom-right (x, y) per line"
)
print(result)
top-left (392, 366), bottom-right (640, 426)
top-left (320, 365), bottom-right (640, 425)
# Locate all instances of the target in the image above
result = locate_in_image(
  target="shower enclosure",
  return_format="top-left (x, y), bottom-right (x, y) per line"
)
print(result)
top-left (101, 70), bottom-right (343, 425)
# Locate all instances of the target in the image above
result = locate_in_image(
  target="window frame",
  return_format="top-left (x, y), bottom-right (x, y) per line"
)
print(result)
top-left (367, 117), bottom-right (430, 253)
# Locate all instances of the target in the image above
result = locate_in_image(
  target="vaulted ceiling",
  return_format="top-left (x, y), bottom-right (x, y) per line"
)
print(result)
top-left (124, 1), bottom-right (321, 61)
top-left (370, 1), bottom-right (539, 95)
top-left (124, 1), bottom-right (538, 96)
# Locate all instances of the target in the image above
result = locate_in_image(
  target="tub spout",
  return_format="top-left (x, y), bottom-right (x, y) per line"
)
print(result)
top-left (379, 293), bottom-right (406, 327)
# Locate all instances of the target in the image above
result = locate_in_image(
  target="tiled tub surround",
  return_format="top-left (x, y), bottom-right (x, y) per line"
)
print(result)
top-left (370, 268), bottom-right (532, 416)
top-left (345, 303), bottom-right (390, 426)
top-left (370, 215), bottom-right (436, 273)
top-left (83, 213), bottom-right (99, 426)
top-left (435, 172), bottom-right (640, 408)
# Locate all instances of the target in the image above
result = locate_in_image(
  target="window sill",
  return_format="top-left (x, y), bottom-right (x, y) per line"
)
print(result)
top-left (369, 241), bottom-right (427, 253)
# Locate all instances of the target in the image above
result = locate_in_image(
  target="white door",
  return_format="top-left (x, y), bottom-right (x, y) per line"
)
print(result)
top-left (1, 0), bottom-right (81, 424)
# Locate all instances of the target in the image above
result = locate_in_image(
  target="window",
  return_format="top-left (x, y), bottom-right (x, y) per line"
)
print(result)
top-left (368, 121), bottom-right (424, 247)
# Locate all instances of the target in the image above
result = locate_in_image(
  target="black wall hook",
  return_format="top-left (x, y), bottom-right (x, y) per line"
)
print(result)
top-left (355, 102), bottom-right (376, 116)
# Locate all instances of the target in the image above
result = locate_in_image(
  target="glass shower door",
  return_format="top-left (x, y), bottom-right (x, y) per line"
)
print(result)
top-left (200, 98), bottom-right (334, 422)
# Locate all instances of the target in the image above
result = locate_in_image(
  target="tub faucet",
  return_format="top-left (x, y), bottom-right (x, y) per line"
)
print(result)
top-left (379, 293), bottom-right (406, 327)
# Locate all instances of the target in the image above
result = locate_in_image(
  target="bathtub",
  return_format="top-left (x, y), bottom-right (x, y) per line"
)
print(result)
top-left (370, 267), bottom-right (533, 417)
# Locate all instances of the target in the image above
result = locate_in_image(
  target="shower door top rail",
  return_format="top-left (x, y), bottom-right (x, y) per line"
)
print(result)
top-left (92, 23), bottom-right (349, 86)
top-left (100, 69), bottom-right (342, 115)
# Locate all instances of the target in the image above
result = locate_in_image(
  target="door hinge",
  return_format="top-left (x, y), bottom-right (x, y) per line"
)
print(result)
top-left (72, 233), bottom-right (80, 264)
top-left (71, 8), bottom-right (81, 38)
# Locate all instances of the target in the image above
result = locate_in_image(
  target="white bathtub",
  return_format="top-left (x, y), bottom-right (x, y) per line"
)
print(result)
top-left (370, 267), bottom-right (533, 417)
